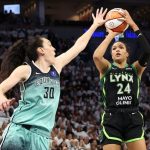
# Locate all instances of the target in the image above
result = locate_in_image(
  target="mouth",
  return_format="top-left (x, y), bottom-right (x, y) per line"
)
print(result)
top-left (116, 52), bottom-right (121, 57)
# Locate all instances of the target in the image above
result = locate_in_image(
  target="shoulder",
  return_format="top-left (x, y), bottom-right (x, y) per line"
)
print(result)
top-left (13, 65), bottom-right (31, 81)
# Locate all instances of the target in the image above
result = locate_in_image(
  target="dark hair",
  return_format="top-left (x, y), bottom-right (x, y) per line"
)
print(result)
top-left (0, 37), bottom-right (43, 99)
top-left (27, 36), bottom-right (43, 61)
top-left (0, 36), bottom-right (43, 82)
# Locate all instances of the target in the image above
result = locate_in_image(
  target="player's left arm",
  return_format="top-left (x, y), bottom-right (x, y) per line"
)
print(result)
top-left (133, 29), bottom-right (150, 76)
top-left (121, 10), bottom-right (150, 77)
top-left (54, 8), bottom-right (108, 74)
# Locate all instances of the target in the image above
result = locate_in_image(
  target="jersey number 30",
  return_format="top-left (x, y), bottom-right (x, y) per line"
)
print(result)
top-left (44, 87), bottom-right (54, 99)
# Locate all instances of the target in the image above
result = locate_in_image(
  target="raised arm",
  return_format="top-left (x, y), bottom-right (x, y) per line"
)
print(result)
top-left (54, 8), bottom-right (108, 74)
top-left (121, 10), bottom-right (150, 77)
top-left (0, 65), bottom-right (30, 110)
top-left (93, 29), bottom-right (118, 75)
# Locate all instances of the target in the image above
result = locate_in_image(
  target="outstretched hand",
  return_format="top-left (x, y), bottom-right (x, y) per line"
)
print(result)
top-left (92, 7), bottom-right (108, 27)
top-left (0, 98), bottom-right (16, 111)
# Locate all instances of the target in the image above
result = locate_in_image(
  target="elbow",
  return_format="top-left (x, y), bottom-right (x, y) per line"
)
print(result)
top-left (93, 52), bottom-right (100, 61)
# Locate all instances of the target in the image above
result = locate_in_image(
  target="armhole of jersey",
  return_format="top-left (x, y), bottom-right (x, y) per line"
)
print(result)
top-left (52, 65), bottom-right (60, 76)
top-left (22, 62), bottom-right (32, 83)
top-left (131, 64), bottom-right (141, 81)
top-left (100, 64), bottom-right (112, 81)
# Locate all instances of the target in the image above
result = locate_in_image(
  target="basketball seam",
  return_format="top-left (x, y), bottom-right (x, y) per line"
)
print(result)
top-left (112, 22), bottom-right (128, 32)
top-left (106, 17), bottom-right (124, 21)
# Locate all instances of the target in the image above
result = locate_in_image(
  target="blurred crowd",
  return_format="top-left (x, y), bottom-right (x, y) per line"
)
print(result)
top-left (0, 27), bottom-right (149, 150)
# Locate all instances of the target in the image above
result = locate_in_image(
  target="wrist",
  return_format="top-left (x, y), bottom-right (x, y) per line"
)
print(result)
top-left (135, 30), bottom-right (142, 36)
top-left (92, 23), bottom-right (99, 29)
top-left (130, 23), bottom-right (139, 31)
top-left (108, 33), bottom-right (116, 38)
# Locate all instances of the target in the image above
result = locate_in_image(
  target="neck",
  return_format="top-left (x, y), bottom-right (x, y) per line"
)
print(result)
top-left (113, 61), bottom-right (127, 68)
top-left (33, 60), bottom-right (51, 73)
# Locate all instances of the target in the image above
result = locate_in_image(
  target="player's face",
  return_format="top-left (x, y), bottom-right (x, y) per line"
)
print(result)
top-left (41, 38), bottom-right (56, 64)
top-left (111, 42), bottom-right (129, 63)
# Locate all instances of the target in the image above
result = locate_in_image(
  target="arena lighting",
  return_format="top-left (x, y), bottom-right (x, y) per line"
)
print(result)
top-left (124, 31), bottom-right (137, 38)
top-left (83, 29), bottom-right (138, 38)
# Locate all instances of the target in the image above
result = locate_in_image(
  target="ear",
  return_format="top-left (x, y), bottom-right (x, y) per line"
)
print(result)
top-left (126, 51), bottom-right (129, 58)
top-left (37, 47), bottom-right (44, 55)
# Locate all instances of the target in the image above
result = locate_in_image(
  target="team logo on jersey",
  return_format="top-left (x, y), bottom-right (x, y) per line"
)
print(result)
top-left (50, 71), bottom-right (57, 77)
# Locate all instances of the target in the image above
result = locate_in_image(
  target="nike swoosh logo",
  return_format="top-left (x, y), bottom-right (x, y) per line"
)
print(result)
top-left (137, 33), bottom-right (142, 37)
top-left (36, 72), bottom-right (41, 74)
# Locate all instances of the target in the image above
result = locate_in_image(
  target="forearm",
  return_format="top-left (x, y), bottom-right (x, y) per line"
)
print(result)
top-left (93, 34), bottom-right (114, 60)
top-left (135, 30), bottom-right (150, 66)
top-left (55, 24), bottom-right (99, 71)
top-left (75, 23), bottom-right (98, 51)
top-left (130, 22), bottom-right (139, 32)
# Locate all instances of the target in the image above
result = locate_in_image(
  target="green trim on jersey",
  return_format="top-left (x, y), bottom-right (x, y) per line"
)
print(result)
top-left (131, 64), bottom-right (141, 81)
top-left (100, 64), bottom-right (112, 108)
top-left (131, 64), bottom-right (141, 99)
top-left (100, 63), bottom-right (140, 108)
top-left (100, 64), bottom-right (112, 81)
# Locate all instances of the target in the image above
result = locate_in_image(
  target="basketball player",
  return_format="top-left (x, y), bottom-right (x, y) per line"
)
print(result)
top-left (93, 10), bottom-right (150, 150)
top-left (0, 8), bottom-right (108, 150)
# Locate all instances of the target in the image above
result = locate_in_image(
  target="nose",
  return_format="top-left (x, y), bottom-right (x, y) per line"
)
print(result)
top-left (52, 46), bottom-right (56, 51)
top-left (116, 49), bottom-right (120, 52)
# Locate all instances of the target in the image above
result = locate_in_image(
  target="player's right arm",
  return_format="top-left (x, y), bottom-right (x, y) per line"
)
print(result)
top-left (93, 30), bottom-right (117, 75)
top-left (0, 65), bottom-right (30, 111)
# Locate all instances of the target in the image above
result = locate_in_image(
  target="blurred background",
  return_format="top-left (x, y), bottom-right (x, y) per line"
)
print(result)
top-left (0, 0), bottom-right (150, 150)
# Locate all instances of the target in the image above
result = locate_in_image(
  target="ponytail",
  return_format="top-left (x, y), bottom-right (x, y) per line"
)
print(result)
top-left (0, 37), bottom-right (43, 100)
top-left (0, 39), bottom-right (27, 82)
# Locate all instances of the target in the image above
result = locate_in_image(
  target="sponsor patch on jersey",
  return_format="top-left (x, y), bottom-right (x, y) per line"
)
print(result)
top-left (126, 68), bottom-right (132, 70)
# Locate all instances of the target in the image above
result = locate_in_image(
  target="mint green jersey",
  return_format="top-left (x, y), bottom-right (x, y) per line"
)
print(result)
top-left (11, 61), bottom-right (60, 133)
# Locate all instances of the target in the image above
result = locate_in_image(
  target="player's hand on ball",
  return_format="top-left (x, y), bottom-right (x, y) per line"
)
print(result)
top-left (92, 7), bottom-right (108, 27)
top-left (106, 27), bottom-right (120, 37)
top-left (118, 10), bottom-right (135, 26)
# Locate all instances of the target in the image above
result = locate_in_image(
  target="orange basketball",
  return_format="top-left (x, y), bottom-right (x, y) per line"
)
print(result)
top-left (105, 8), bottom-right (129, 33)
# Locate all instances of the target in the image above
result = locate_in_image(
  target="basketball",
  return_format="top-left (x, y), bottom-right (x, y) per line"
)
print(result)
top-left (105, 8), bottom-right (129, 32)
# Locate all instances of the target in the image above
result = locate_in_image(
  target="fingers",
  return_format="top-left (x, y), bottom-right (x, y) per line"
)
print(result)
top-left (96, 9), bottom-right (100, 16)
top-left (102, 8), bottom-right (108, 16)
top-left (0, 98), bottom-right (16, 111)
top-left (9, 98), bottom-right (16, 105)
top-left (1, 101), bottom-right (10, 111)
top-left (117, 18), bottom-right (126, 21)
top-left (99, 7), bottom-right (103, 14)
top-left (95, 7), bottom-right (108, 16)
top-left (92, 13), bottom-right (95, 20)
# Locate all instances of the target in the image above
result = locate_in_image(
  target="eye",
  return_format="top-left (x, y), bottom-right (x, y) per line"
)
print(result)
top-left (112, 47), bottom-right (116, 50)
top-left (119, 46), bottom-right (124, 49)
